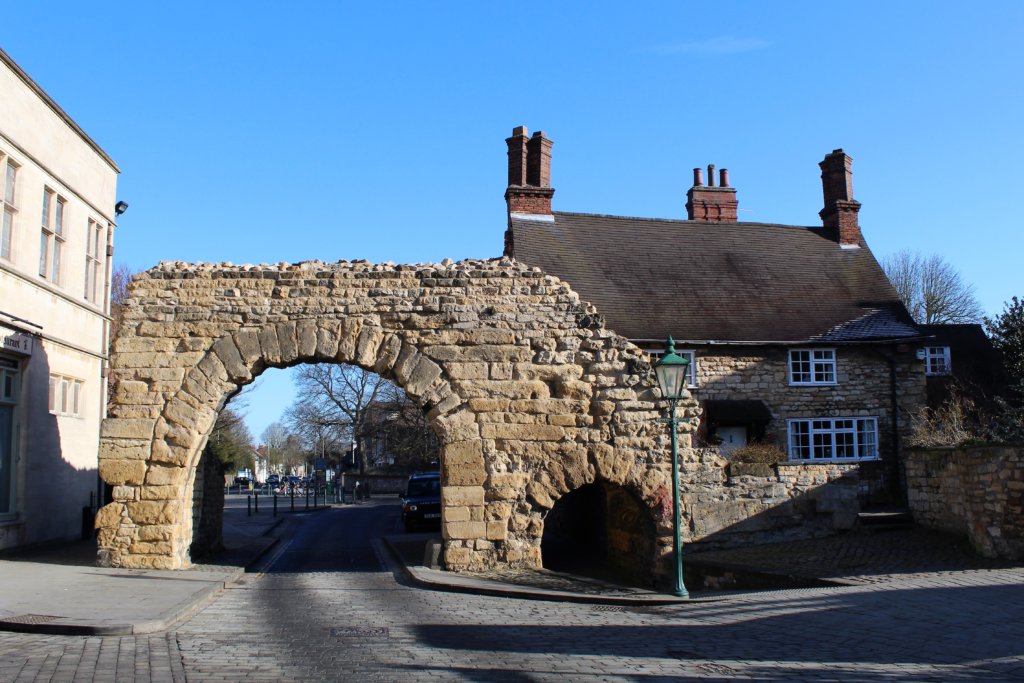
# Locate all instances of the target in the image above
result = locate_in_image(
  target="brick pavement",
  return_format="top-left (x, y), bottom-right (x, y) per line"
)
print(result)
top-left (2, 542), bottom-right (1021, 681)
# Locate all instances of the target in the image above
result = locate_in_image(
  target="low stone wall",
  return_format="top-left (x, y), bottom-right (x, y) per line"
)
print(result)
top-left (909, 444), bottom-right (1019, 561)
top-left (906, 445), bottom-right (1024, 559)
top-left (683, 448), bottom-right (861, 551)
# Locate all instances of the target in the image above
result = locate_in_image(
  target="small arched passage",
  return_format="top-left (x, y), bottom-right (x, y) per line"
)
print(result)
top-left (542, 481), bottom-right (657, 587)
top-left (97, 258), bottom-right (699, 574)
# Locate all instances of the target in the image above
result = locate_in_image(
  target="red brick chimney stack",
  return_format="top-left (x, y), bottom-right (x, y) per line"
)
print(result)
top-left (504, 126), bottom-right (555, 256)
top-left (507, 125), bottom-right (528, 186)
top-left (819, 149), bottom-right (864, 246)
top-left (505, 126), bottom-right (555, 216)
top-left (686, 163), bottom-right (738, 221)
top-left (526, 131), bottom-right (553, 188)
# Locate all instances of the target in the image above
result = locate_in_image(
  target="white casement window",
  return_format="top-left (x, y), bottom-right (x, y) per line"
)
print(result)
top-left (647, 348), bottom-right (698, 387)
top-left (48, 374), bottom-right (83, 417)
top-left (789, 348), bottom-right (837, 385)
top-left (84, 219), bottom-right (104, 302)
top-left (40, 189), bottom-right (66, 284)
top-left (924, 346), bottom-right (951, 376)
top-left (1, 153), bottom-right (18, 261)
top-left (788, 417), bottom-right (878, 461)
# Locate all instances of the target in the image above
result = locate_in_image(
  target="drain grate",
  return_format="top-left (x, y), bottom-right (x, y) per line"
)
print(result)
top-left (329, 626), bottom-right (389, 638)
top-left (4, 614), bottom-right (62, 625)
top-left (594, 605), bottom-right (624, 612)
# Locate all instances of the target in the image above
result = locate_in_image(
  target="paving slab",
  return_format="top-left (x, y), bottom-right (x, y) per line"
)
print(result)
top-left (0, 494), bottom-right (293, 635)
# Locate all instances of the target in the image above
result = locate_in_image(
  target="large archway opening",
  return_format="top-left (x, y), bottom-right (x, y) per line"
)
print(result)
top-left (541, 481), bottom-right (657, 587)
top-left (186, 360), bottom-right (442, 565)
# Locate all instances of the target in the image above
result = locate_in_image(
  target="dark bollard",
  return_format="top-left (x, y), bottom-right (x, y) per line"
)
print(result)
top-left (305, 488), bottom-right (310, 510)
top-left (273, 493), bottom-right (278, 517)
top-left (247, 494), bottom-right (252, 517)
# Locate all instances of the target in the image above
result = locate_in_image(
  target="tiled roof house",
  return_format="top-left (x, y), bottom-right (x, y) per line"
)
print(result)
top-left (502, 126), bottom-right (927, 504)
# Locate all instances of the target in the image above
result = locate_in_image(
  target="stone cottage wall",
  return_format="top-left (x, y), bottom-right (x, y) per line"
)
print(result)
top-left (906, 445), bottom-right (1024, 559)
top-left (689, 345), bottom-right (926, 502)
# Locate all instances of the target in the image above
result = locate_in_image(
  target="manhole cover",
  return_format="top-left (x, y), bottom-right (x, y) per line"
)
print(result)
top-left (329, 626), bottom-right (389, 638)
top-left (4, 614), bottom-right (61, 624)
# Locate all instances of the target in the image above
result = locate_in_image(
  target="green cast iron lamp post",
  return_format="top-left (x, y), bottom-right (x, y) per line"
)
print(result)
top-left (653, 336), bottom-right (691, 599)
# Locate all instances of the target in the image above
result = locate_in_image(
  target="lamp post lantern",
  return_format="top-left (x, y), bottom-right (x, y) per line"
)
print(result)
top-left (653, 336), bottom-right (691, 598)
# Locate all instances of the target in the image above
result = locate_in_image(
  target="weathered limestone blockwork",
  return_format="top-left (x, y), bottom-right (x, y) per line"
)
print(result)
top-left (100, 257), bottom-right (874, 578)
top-left (100, 257), bottom-right (702, 574)
top-left (906, 445), bottom-right (1024, 560)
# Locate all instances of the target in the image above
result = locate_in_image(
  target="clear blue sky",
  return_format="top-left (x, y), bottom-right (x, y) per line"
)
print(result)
top-left (4, 2), bottom-right (1022, 441)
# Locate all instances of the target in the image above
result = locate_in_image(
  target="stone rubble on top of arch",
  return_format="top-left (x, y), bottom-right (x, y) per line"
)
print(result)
top-left (98, 255), bottom-right (853, 575)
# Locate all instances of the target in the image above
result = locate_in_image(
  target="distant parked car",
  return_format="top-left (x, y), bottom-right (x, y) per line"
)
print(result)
top-left (233, 476), bottom-right (251, 487)
top-left (401, 472), bottom-right (441, 532)
top-left (267, 474), bottom-right (280, 486)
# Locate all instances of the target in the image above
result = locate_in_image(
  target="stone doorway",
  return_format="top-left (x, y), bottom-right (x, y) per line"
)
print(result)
top-left (541, 480), bottom-right (657, 587)
top-left (98, 258), bottom-right (697, 575)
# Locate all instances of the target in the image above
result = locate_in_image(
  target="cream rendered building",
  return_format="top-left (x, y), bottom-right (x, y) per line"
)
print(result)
top-left (0, 48), bottom-right (120, 549)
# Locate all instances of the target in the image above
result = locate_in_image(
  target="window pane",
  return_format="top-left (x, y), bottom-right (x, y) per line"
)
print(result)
top-left (71, 381), bottom-right (81, 415)
top-left (789, 421), bottom-right (809, 459)
top-left (54, 199), bottom-right (64, 236)
top-left (60, 379), bottom-right (69, 413)
top-left (790, 351), bottom-right (810, 382)
top-left (51, 240), bottom-right (61, 283)
top-left (41, 192), bottom-right (50, 227)
top-left (834, 431), bottom-right (855, 457)
top-left (1, 208), bottom-right (11, 260)
top-left (812, 432), bottom-right (831, 458)
top-left (39, 232), bottom-right (48, 276)
top-left (858, 419), bottom-right (877, 457)
top-left (3, 162), bottom-right (14, 204)
top-left (48, 375), bottom-right (57, 412)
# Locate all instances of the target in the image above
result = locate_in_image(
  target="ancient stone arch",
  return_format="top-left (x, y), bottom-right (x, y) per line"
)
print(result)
top-left (98, 257), bottom-right (698, 574)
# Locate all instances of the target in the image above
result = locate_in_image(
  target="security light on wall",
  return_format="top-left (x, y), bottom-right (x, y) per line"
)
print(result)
top-left (114, 201), bottom-right (128, 216)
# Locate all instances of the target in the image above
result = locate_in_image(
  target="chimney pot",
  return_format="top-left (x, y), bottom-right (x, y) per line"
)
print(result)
top-left (686, 162), bottom-right (738, 222)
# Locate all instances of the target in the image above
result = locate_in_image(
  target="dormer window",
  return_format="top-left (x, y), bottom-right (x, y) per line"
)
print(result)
top-left (789, 349), bottom-right (836, 385)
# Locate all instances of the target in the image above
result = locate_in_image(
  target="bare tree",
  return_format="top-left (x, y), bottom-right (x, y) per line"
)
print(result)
top-left (285, 365), bottom-right (391, 473)
top-left (881, 250), bottom-right (983, 324)
top-left (260, 421), bottom-right (300, 472)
